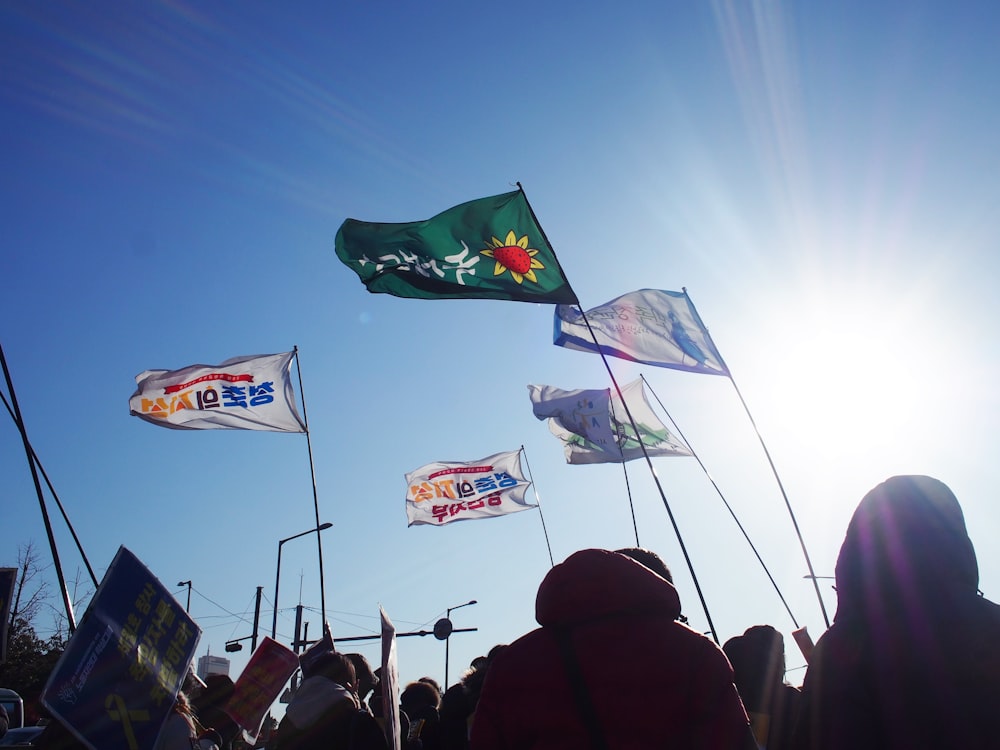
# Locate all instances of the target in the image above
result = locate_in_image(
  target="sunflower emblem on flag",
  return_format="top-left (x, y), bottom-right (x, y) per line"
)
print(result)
top-left (481, 230), bottom-right (546, 285)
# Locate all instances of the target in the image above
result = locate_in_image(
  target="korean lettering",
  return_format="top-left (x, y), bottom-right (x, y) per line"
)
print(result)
top-left (140, 391), bottom-right (195, 418)
top-left (118, 612), bottom-right (142, 656)
top-left (364, 240), bottom-right (482, 286)
top-left (633, 305), bottom-right (668, 327)
top-left (249, 382), bottom-right (275, 406)
top-left (410, 480), bottom-right (456, 502)
top-left (135, 582), bottom-right (156, 615)
top-left (196, 387), bottom-right (221, 409)
top-left (129, 642), bottom-right (156, 682)
top-left (222, 385), bottom-right (248, 407)
top-left (494, 472), bottom-right (517, 488)
top-left (474, 476), bottom-right (498, 493)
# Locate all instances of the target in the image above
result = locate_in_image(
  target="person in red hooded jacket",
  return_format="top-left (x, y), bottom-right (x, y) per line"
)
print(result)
top-left (469, 548), bottom-right (755, 750)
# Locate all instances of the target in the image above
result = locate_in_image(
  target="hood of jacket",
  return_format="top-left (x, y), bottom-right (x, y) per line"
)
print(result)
top-left (834, 475), bottom-right (979, 626)
top-left (285, 675), bottom-right (358, 730)
top-left (535, 548), bottom-right (681, 628)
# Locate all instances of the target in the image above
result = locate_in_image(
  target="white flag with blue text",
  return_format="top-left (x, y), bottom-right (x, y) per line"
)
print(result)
top-left (129, 352), bottom-right (306, 432)
top-left (405, 450), bottom-right (535, 526)
top-left (554, 289), bottom-right (729, 376)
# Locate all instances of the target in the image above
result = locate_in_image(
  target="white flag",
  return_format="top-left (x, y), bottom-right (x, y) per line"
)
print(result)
top-left (554, 289), bottom-right (729, 376)
top-left (380, 607), bottom-right (401, 750)
top-left (129, 352), bottom-right (306, 432)
top-left (405, 450), bottom-right (535, 527)
top-left (529, 379), bottom-right (691, 464)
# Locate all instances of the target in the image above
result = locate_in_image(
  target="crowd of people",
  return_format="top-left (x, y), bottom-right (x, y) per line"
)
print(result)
top-left (10, 474), bottom-right (1000, 748)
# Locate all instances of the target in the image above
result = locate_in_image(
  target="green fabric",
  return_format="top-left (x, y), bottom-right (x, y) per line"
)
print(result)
top-left (335, 190), bottom-right (578, 304)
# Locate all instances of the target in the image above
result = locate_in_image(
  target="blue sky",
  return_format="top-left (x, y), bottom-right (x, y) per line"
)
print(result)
top-left (3, 0), bottom-right (1000, 713)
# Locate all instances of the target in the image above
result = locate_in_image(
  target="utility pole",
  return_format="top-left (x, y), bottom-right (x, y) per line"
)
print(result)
top-left (251, 586), bottom-right (263, 651)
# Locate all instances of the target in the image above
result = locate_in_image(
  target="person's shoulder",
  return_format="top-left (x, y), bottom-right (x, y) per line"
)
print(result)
top-left (668, 620), bottom-right (728, 651)
top-left (348, 708), bottom-right (388, 750)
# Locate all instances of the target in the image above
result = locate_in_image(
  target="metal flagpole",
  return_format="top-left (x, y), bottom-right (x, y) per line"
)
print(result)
top-left (518, 445), bottom-right (555, 567)
top-left (682, 288), bottom-right (830, 629)
top-left (608, 399), bottom-right (641, 547)
top-left (641, 374), bottom-right (799, 629)
top-left (576, 310), bottom-right (720, 643)
top-left (0, 391), bottom-right (98, 588)
top-left (0, 341), bottom-right (77, 633)
top-left (292, 346), bottom-right (327, 625)
top-left (516, 185), bottom-right (719, 643)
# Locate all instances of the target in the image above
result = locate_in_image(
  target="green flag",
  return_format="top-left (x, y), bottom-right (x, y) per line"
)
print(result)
top-left (335, 190), bottom-right (578, 304)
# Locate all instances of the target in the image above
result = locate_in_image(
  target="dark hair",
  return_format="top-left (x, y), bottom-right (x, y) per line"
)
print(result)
top-left (401, 680), bottom-right (441, 713)
top-left (615, 547), bottom-right (674, 583)
top-left (417, 676), bottom-right (441, 695)
top-left (345, 653), bottom-right (378, 691)
top-left (311, 651), bottom-right (356, 688)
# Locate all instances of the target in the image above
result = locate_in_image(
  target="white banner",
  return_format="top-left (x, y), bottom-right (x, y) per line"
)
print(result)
top-left (404, 450), bottom-right (534, 527)
top-left (529, 380), bottom-right (691, 464)
top-left (129, 352), bottom-right (306, 432)
top-left (554, 289), bottom-right (729, 375)
top-left (380, 607), bottom-right (401, 750)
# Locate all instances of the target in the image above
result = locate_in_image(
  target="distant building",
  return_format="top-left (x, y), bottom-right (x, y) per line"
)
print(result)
top-left (197, 654), bottom-right (230, 679)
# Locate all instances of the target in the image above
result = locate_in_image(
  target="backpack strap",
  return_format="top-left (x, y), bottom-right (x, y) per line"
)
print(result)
top-left (553, 628), bottom-right (610, 750)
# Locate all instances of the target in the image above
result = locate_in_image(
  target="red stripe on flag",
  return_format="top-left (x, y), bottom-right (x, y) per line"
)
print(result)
top-left (163, 373), bottom-right (254, 394)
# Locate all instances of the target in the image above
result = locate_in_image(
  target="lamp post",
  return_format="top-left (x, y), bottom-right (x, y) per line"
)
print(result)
top-left (444, 599), bottom-right (477, 691)
top-left (177, 580), bottom-right (192, 613)
top-left (273, 522), bottom-right (333, 640)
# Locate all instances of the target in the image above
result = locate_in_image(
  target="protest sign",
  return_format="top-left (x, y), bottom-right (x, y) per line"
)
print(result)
top-left (42, 547), bottom-right (200, 750)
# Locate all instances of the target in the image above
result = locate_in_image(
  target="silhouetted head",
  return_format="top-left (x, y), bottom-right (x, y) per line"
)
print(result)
top-left (723, 625), bottom-right (786, 711)
top-left (401, 680), bottom-right (441, 714)
top-left (835, 475), bottom-right (979, 626)
top-left (345, 653), bottom-right (378, 699)
top-left (307, 650), bottom-right (356, 689)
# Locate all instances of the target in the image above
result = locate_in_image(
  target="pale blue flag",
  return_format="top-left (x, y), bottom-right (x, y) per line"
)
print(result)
top-left (528, 380), bottom-right (691, 465)
top-left (553, 289), bottom-right (729, 376)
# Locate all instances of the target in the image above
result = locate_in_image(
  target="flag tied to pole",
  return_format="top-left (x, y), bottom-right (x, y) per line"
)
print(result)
top-left (336, 190), bottom-right (578, 304)
top-left (554, 289), bottom-right (729, 375)
top-left (404, 449), bottom-right (535, 526)
top-left (528, 379), bottom-right (691, 464)
top-left (129, 352), bottom-right (306, 432)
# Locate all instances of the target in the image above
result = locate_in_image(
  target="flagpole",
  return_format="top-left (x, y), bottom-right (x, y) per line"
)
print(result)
top-left (641, 374), bottom-right (799, 628)
top-left (515, 183), bottom-right (580, 306)
top-left (621, 463), bottom-right (640, 547)
top-left (517, 185), bottom-right (718, 642)
top-left (0, 391), bottom-right (98, 588)
top-left (579, 311), bottom-right (719, 643)
top-left (0, 341), bottom-right (77, 633)
top-left (519, 446), bottom-right (555, 567)
top-left (682, 289), bottom-right (830, 629)
top-left (608, 400), bottom-right (641, 546)
top-left (292, 346), bottom-right (327, 626)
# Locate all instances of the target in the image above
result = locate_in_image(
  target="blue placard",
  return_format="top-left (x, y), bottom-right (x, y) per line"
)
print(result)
top-left (42, 546), bottom-right (201, 750)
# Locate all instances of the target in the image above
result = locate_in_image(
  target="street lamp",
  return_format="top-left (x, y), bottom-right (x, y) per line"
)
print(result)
top-left (444, 599), bottom-right (477, 691)
top-left (177, 580), bottom-right (192, 613)
top-left (273, 522), bottom-right (333, 640)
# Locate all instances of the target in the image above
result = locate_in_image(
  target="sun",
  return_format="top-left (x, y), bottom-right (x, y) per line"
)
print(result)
top-left (481, 230), bottom-right (546, 284)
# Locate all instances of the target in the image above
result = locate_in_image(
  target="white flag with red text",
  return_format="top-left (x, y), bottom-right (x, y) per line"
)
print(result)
top-left (405, 450), bottom-right (535, 527)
